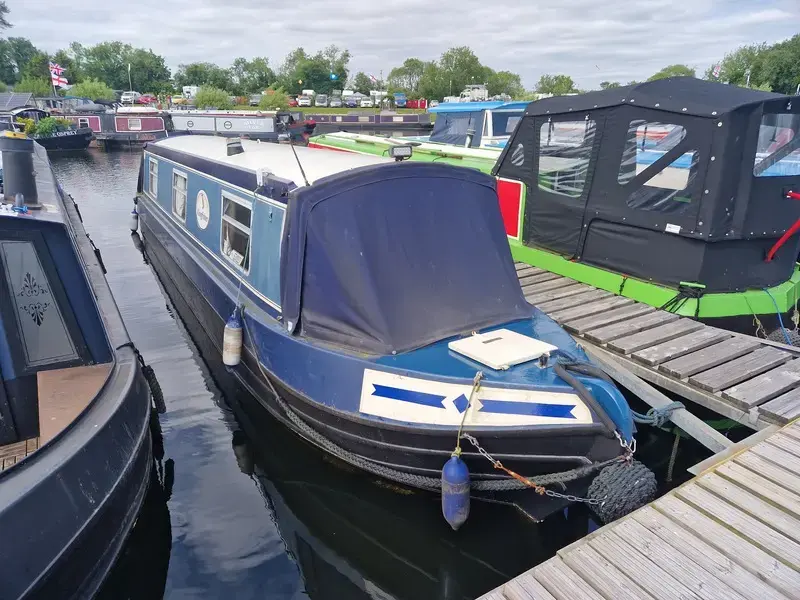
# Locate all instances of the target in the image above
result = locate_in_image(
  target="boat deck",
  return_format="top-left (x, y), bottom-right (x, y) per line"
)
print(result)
top-left (0, 437), bottom-right (38, 471)
top-left (479, 420), bottom-right (800, 600)
top-left (517, 264), bottom-right (800, 429)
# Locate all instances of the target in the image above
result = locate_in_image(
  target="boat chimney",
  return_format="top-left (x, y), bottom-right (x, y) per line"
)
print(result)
top-left (464, 128), bottom-right (475, 148)
top-left (227, 137), bottom-right (244, 156)
top-left (0, 131), bottom-right (39, 208)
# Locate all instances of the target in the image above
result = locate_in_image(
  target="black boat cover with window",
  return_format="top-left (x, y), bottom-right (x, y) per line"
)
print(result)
top-left (280, 162), bottom-right (533, 354)
top-left (494, 77), bottom-right (800, 292)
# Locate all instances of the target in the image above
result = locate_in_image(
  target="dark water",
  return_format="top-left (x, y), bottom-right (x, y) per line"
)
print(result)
top-left (48, 149), bottom-right (718, 600)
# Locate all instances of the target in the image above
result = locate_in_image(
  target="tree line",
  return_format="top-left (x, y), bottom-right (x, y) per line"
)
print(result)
top-left (0, 1), bottom-right (797, 103)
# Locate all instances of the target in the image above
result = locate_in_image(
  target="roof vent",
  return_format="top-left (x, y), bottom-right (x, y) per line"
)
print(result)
top-left (227, 137), bottom-right (244, 156)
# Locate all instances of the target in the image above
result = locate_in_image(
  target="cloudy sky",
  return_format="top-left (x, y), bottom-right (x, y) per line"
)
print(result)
top-left (12, 0), bottom-right (800, 89)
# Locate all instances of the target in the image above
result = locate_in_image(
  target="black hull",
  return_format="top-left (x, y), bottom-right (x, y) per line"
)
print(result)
top-left (33, 128), bottom-right (93, 152)
top-left (141, 216), bottom-right (624, 520)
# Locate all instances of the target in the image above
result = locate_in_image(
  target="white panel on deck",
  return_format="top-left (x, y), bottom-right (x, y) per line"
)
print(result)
top-left (448, 329), bottom-right (558, 370)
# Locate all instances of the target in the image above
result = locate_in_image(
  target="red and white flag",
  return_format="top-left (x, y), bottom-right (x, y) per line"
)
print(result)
top-left (52, 74), bottom-right (68, 87)
top-left (712, 64), bottom-right (721, 79)
top-left (49, 62), bottom-right (65, 76)
top-left (49, 62), bottom-right (68, 87)
top-left (369, 74), bottom-right (378, 83)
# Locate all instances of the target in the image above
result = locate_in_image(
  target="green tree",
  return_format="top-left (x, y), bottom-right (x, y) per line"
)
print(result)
top-left (174, 62), bottom-right (233, 92)
top-left (0, 1), bottom-right (10, 30)
top-left (351, 71), bottom-right (375, 95)
top-left (760, 34), bottom-right (800, 94)
top-left (599, 81), bottom-right (621, 89)
top-left (51, 48), bottom-right (81, 84)
top-left (277, 46), bottom-right (350, 95)
top-left (81, 42), bottom-right (170, 92)
top-left (648, 64), bottom-right (695, 81)
top-left (70, 77), bottom-right (115, 100)
top-left (438, 46), bottom-right (488, 97)
top-left (7, 37), bottom-right (39, 82)
top-left (387, 58), bottom-right (425, 94)
top-left (258, 86), bottom-right (289, 110)
top-left (14, 76), bottom-right (50, 96)
top-left (22, 50), bottom-right (50, 80)
top-left (231, 56), bottom-right (276, 94)
top-left (536, 74), bottom-right (577, 95)
top-left (0, 40), bottom-right (16, 84)
top-left (417, 61), bottom-right (445, 99)
top-left (487, 70), bottom-right (524, 98)
top-left (127, 47), bottom-right (171, 93)
top-left (194, 86), bottom-right (232, 109)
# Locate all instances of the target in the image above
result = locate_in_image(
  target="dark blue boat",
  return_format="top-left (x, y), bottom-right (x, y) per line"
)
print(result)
top-left (135, 136), bottom-right (640, 525)
top-left (0, 133), bottom-right (154, 598)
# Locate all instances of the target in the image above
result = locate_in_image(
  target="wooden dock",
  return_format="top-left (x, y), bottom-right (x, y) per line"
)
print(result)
top-left (516, 264), bottom-right (800, 429)
top-left (478, 420), bottom-right (800, 600)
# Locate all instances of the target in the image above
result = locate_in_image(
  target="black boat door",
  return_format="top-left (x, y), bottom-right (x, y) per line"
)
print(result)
top-left (504, 113), bottom-right (601, 256)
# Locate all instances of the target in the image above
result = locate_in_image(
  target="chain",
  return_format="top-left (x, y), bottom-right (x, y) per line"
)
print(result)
top-left (461, 433), bottom-right (603, 505)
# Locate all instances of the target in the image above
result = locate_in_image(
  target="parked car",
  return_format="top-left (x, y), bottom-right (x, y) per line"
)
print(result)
top-left (120, 91), bottom-right (141, 104)
top-left (329, 97), bottom-right (342, 108)
top-left (288, 97), bottom-right (298, 107)
top-left (345, 97), bottom-right (359, 108)
top-left (249, 94), bottom-right (262, 106)
top-left (429, 99), bottom-right (440, 107)
top-left (136, 93), bottom-right (157, 105)
top-left (298, 95), bottom-right (312, 107)
top-left (315, 94), bottom-right (328, 107)
top-left (360, 98), bottom-right (374, 108)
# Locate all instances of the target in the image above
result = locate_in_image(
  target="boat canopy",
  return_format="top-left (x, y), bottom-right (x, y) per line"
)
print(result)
top-left (280, 162), bottom-right (533, 354)
top-left (494, 77), bottom-right (800, 292)
top-left (428, 101), bottom-right (529, 114)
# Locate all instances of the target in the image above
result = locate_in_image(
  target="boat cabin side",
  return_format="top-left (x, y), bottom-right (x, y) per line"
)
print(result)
top-left (139, 145), bottom-right (288, 310)
top-left (428, 102), bottom-right (526, 148)
top-left (492, 79), bottom-right (800, 294)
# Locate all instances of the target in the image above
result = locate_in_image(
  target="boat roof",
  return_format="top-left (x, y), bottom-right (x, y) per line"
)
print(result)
top-left (525, 77), bottom-right (785, 118)
top-left (429, 101), bottom-right (528, 114)
top-left (151, 135), bottom-right (389, 187)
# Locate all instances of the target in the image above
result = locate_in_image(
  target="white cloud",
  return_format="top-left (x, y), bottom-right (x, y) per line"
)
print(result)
top-left (10, 0), bottom-right (800, 89)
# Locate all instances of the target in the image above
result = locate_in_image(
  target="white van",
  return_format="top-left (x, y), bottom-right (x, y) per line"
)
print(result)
top-left (121, 91), bottom-right (141, 104)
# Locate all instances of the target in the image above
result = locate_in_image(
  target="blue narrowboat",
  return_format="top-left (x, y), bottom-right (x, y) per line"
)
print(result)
top-left (0, 133), bottom-right (154, 598)
top-left (135, 135), bottom-right (642, 526)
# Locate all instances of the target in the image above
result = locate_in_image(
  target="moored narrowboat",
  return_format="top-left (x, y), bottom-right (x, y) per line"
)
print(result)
top-left (1, 106), bottom-right (93, 151)
top-left (492, 78), bottom-right (800, 338)
top-left (60, 105), bottom-right (171, 147)
top-left (135, 135), bottom-right (649, 527)
top-left (169, 108), bottom-right (315, 143)
top-left (0, 132), bottom-right (156, 597)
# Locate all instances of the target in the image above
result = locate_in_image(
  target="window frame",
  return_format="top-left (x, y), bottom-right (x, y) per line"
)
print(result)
top-left (535, 117), bottom-right (598, 200)
top-left (171, 169), bottom-right (188, 222)
top-left (77, 117), bottom-right (90, 129)
top-left (148, 158), bottom-right (158, 196)
top-left (220, 191), bottom-right (253, 274)
top-left (128, 118), bottom-right (142, 131)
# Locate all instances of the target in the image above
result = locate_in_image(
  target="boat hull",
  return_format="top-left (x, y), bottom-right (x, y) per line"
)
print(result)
top-left (32, 127), bottom-right (94, 152)
top-left (140, 197), bottom-right (624, 519)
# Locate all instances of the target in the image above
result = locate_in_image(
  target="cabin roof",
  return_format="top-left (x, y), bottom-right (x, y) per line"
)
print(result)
top-left (525, 77), bottom-right (785, 118)
top-left (152, 135), bottom-right (389, 186)
top-left (429, 101), bottom-right (528, 113)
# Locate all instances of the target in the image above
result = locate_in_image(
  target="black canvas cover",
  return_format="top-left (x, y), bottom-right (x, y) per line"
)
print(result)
top-left (280, 162), bottom-right (533, 355)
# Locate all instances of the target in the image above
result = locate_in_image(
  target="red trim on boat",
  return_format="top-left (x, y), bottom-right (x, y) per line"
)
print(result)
top-left (308, 142), bottom-right (353, 153)
top-left (766, 190), bottom-right (800, 262)
top-left (496, 178), bottom-right (522, 238)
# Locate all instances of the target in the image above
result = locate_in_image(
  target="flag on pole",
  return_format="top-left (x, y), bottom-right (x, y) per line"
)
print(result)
top-left (712, 64), bottom-right (721, 79)
top-left (369, 74), bottom-right (378, 83)
top-left (49, 62), bottom-right (68, 87)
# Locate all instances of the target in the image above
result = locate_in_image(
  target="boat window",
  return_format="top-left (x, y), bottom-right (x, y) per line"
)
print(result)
top-left (754, 112), bottom-right (800, 177)
top-left (128, 118), bottom-right (142, 131)
top-left (537, 119), bottom-right (596, 198)
top-left (493, 112), bottom-right (522, 135)
top-left (172, 171), bottom-right (187, 221)
top-left (78, 117), bottom-right (90, 129)
top-left (220, 193), bottom-right (252, 271)
top-left (148, 159), bottom-right (158, 195)
top-left (0, 240), bottom-right (79, 368)
top-left (619, 120), bottom-right (698, 214)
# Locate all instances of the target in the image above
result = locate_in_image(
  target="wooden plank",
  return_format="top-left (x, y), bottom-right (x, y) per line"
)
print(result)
top-left (479, 591), bottom-right (506, 600)
top-left (607, 318), bottom-right (704, 355)
top-left (502, 574), bottom-right (558, 600)
top-left (563, 303), bottom-right (655, 335)
top-left (655, 494), bottom-right (800, 597)
top-left (716, 461), bottom-right (800, 518)
top-left (750, 442), bottom-right (800, 477)
top-left (659, 337), bottom-right (761, 379)
top-left (675, 482), bottom-right (800, 568)
top-left (632, 328), bottom-right (730, 367)
top-left (633, 506), bottom-right (788, 600)
top-left (38, 364), bottom-right (112, 444)
top-left (760, 388), bottom-right (800, 424)
top-left (25, 437), bottom-right (38, 454)
top-left (560, 544), bottom-right (653, 600)
top-left (735, 451), bottom-right (800, 496)
top-left (547, 295), bottom-right (630, 324)
top-left (612, 518), bottom-right (746, 600)
top-left (1, 455), bottom-right (16, 471)
top-left (722, 359), bottom-right (800, 409)
top-left (515, 262), bottom-right (538, 272)
top-left (533, 559), bottom-right (605, 600)
top-left (588, 530), bottom-right (702, 600)
top-left (519, 271), bottom-right (564, 286)
top-left (582, 344), bottom-right (733, 453)
top-left (521, 277), bottom-right (579, 295)
top-left (0, 440), bottom-right (29, 461)
top-left (784, 421), bottom-right (800, 440)
top-left (536, 289), bottom-right (612, 316)
top-left (584, 311), bottom-right (680, 344)
top-left (688, 346), bottom-right (790, 392)
top-left (525, 283), bottom-right (592, 305)
top-left (766, 432), bottom-right (800, 458)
